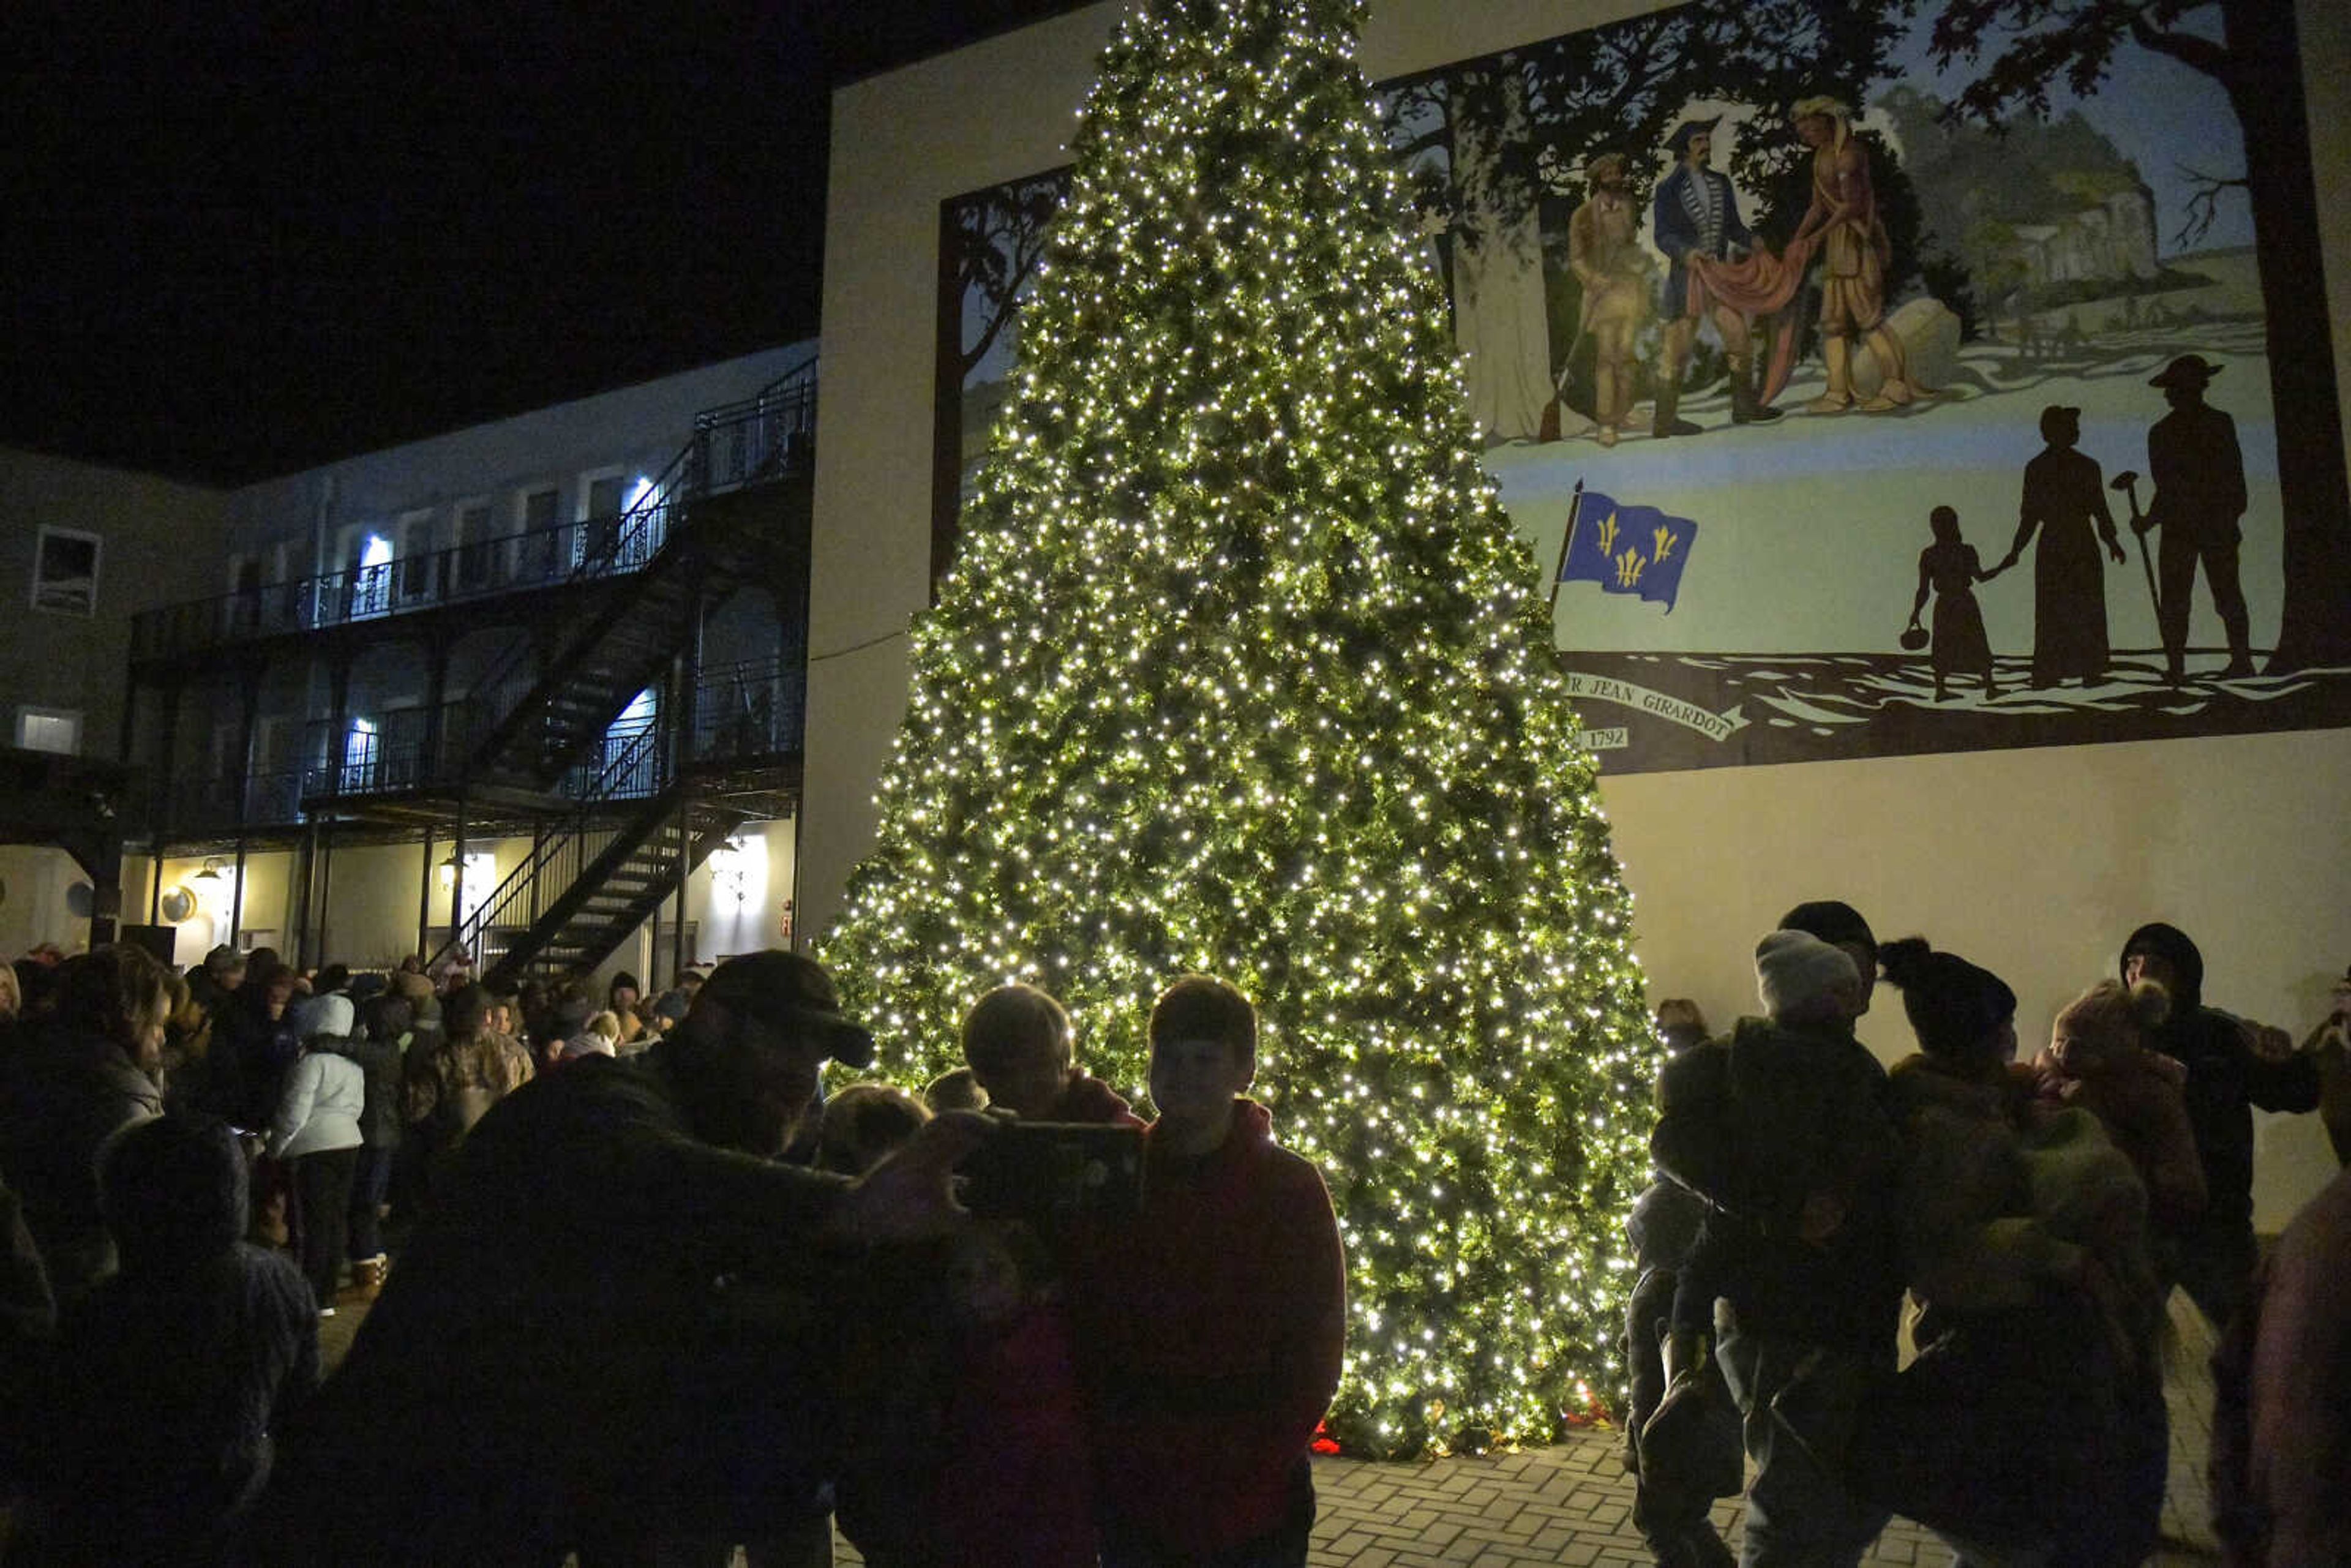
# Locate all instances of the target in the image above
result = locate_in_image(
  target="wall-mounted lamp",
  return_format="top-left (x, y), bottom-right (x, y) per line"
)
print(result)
top-left (708, 835), bottom-right (752, 905)
top-left (193, 857), bottom-right (225, 884)
top-left (438, 853), bottom-right (460, 892)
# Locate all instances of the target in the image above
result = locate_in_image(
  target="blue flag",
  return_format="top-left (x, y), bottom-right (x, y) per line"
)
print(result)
top-left (1556, 490), bottom-right (1697, 612)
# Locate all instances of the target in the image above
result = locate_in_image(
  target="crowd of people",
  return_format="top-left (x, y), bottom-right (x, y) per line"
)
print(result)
top-left (0, 943), bottom-right (1344, 1567)
top-left (1626, 904), bottom-right (2351, 1568)
top-left (0, 914), bottom-right (2342, 1566)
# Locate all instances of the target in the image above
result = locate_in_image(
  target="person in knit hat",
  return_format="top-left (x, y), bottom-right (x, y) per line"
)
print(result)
top-left (1870, 941), bottom-right (2169, 1560)
top-left (1752, 929), bottom-right (1863, 1026)
top-left (1778, 899), bottom-right (1879, 1018)
top-left (1651, 927), bottom-right (1903, 1567)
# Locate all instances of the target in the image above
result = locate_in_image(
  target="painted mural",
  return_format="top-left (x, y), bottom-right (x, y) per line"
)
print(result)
top-left (936, 0), bottom-right (2351, 773)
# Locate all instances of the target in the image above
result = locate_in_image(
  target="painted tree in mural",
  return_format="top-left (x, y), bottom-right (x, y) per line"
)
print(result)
top-left (1927, 0), bottom-right (2351, 672)
top-left (820, 0), bottom-right (1655, 1456)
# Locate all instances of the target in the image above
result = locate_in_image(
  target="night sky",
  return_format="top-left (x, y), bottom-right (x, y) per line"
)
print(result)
top-left (5, 0), bottom-right (1093, 487)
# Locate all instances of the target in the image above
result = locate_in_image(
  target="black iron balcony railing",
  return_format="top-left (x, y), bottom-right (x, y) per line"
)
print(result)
top-left (129, 503), bottom-right (681, 664)
top-left (157, 647), bottom-right (806, 842)
top-left (128, 359), bottom-right (818, 666)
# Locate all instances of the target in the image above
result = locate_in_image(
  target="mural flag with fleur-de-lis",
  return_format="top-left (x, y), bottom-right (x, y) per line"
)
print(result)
top-left (1552, 485), bottom-right (1698, 612)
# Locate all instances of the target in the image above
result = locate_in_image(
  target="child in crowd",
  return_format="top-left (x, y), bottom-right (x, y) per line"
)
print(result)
top-left (1622, 1000), bottom-right (1739, 1568)
top-left (2037, 978), bottom-right (2208, 1232)
top-left (816, 1083), bottom-right (932, 1177)
top-left (923, 1066), bottom-right (989, 1113)
top-left (1067, 976), bottom-right (1346, 1568)
top-left (961, 984), bottom-right (1141, 1125)
top-left (924, 1220), bottom-right (1095, 1568)
top-left (17, 1114), bottom-right (317, 1564)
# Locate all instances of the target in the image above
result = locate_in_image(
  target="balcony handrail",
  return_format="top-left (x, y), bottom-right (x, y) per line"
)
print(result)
top-left (433, 718), bottom-right (670, 969)
top-left (127, 359), bottom-right (820, 666)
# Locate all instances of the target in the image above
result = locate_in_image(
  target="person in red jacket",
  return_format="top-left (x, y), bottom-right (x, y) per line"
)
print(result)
top-left (961, 983), bottom-right (1142, 1126)
top-left (1069, 975), bottom-right (1346, 1568)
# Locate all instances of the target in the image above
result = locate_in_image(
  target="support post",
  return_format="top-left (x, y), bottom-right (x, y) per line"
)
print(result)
top-left (416, 827), bottom-right (435, 966)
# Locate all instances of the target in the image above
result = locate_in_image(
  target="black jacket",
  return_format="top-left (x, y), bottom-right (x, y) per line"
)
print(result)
top-left (2121, 923), bottom-right (2319, 1234)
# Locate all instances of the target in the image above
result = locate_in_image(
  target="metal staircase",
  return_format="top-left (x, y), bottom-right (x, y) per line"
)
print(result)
top-left (463, 362), bottom-right (816, 792)
top-left (408, 361), bottom-right (815, 983)
top-left (429, 722), bottom-right (753, 988)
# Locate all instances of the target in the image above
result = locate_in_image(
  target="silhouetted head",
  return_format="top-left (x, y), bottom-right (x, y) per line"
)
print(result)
top-left (2039, 405), bottom-right (2080, 448)
top-left (665, 951), bottom-right (875, 1157)
top-left (1929, 505), bottom-right (1960, 545)
top-left (961, 984), bottom-right (1076, 1119)
top-left (1879, 937), bottom-right (2017, 1067)
top-left (2149, 354), bottom-right (2219, 408)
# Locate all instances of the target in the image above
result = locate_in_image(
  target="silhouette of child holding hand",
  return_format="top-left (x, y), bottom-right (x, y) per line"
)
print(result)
top-left (1908, 505), bottom-right (2003, 701)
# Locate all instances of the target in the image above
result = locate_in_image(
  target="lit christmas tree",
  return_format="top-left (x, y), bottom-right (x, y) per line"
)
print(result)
top-left (821, 0), bottom-right (1655, 1457)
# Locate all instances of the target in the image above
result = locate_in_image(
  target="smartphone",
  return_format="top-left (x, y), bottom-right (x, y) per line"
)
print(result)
top-left (957, 1119), bottom-right (1144, 1233)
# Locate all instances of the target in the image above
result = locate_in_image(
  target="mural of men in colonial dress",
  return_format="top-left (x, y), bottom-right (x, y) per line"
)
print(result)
top-left (1565, 154), bottom-right (1652, 449)
top-left (1651, 118), bottom-right (1780, 438)
top-left (2137, 354), bottom-right (2254, 681)
top-left (1785, 96), bottom-right (1924, 414)
top-left (2000, 405), bottom-right (2129, 686)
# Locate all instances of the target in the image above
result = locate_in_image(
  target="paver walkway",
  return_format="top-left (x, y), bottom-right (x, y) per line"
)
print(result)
top-left (838, 1294), bottom-right (2227, 1566)
top-left (328, 1288), bottom-right (2227, 1567)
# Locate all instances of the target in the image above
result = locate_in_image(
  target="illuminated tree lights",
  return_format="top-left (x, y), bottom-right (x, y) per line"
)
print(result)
top-left (820, 0), bottom-right (1654, 1456)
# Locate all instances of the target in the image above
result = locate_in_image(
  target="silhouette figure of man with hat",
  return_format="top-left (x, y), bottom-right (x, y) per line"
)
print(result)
top-left (2138, 353), bottom-right (2254, 681)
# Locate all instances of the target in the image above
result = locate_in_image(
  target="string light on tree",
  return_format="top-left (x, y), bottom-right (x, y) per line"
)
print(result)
top-left (820, 0), bottom-right (1654, 1457)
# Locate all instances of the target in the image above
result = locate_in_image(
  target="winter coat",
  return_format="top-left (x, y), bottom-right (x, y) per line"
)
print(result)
top-left (2121, 924), bottom-right (2320, 1236)
top-left (319, 1030), bottom-right (405, 1148)
top-left (266, 1050), bottom-right (366, 1161)
top-left (0, 1022), bottom-right (163, 1306)
top-left (2210, 1164), bottom-right (2351, 1566)
top-left (1886, 1056), bottom-right (2084, 1315)
top-left (1654, 1018), bottom-right (1907, 1350)
top-left (2031, 1043), bottom-right (2207, 1229)
top-left (18, 1120), bottom-right (317, 1564)
top-left (1064, 1100), bottom-right (1344, 1558)
top-left (257, 1047), bottom-right (853, 1562)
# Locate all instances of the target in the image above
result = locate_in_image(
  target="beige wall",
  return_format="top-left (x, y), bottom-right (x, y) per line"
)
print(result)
top-left (0, 446), bottom-right (229, 757)
top-left (122, 817), bottom-right (798, 985)
top-left (810, 0), bottom-right (2351, 1227)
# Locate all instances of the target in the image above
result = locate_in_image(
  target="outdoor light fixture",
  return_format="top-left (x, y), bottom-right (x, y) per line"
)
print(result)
top-left (708, 835), bottom-right (752, 904)
top-left (438, 853), bottom-right (460, 891)
top-left (193, 858), bottom-right (225, 883)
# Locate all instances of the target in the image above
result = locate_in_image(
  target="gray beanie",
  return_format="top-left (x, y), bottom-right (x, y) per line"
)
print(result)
top-left (1755, 929), bottom-right (1858, 1018)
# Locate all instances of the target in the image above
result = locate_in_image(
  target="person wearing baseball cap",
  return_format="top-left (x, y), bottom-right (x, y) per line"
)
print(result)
top-left (258, 948), bottom-right (983, 1566)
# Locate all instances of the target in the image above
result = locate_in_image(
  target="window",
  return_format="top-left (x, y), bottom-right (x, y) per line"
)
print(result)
top-left (582, 473), bottom-right (626, 566)
top-left (522, 487), bottom-right (563, 581)
top-left (399, 511), bottom-right (437, 601)
top-left (342, 718), bottom-right (379, 793)
top-left (350, 533), bottom-right (394, 618)
top-left (456, 503), bottom-right (493, 589)
top-left (15, 707), bottom-right (82, 756)
top-left (31, 527), bottom-right (101, 615)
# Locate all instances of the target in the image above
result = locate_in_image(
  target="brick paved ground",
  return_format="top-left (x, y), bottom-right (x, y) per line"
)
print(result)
top-left (834, 1293), bottom-right (2228, 1567)
top-left (325, 1289), bottom-right (2228, 1567)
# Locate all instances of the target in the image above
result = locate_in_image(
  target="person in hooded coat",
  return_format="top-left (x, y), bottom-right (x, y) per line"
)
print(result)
top-left (15, 1112), bottom-right (317, 1565)
top-left (2118, 921), bottom-right (2320, 1329)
